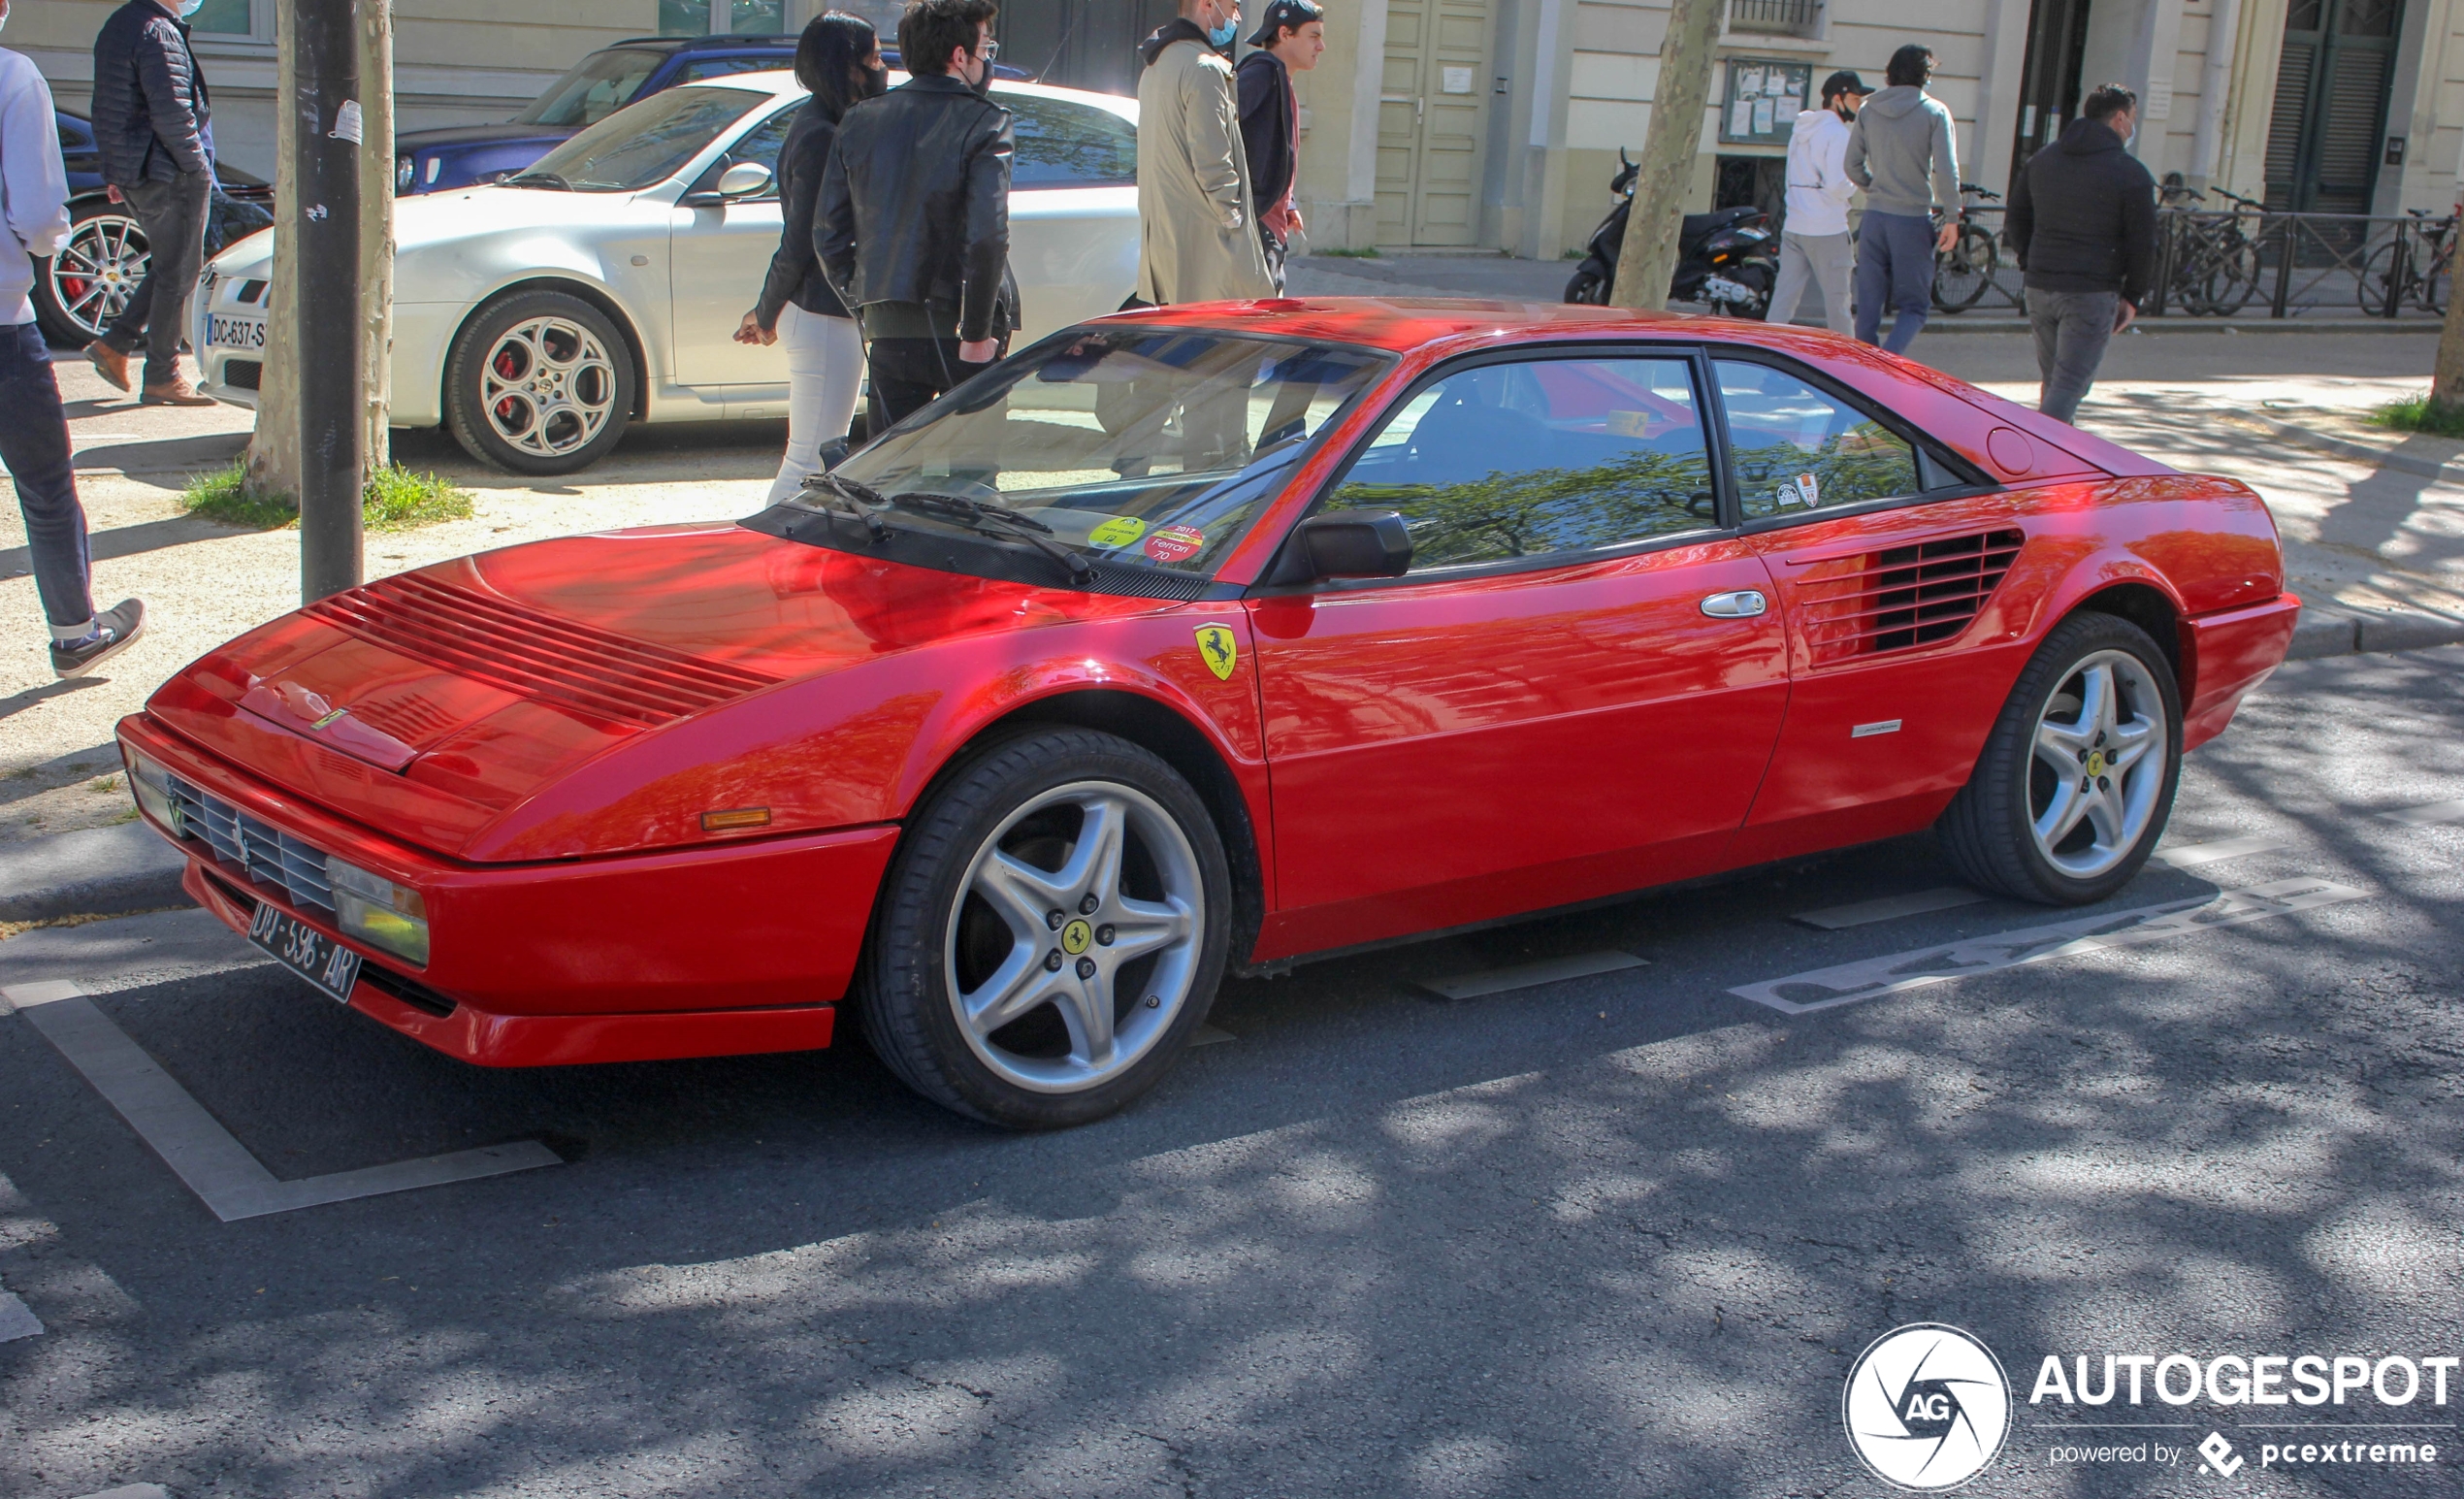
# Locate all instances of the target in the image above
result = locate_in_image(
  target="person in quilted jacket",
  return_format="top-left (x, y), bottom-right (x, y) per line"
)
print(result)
top-left (84, 0), bottom-right (217, 405)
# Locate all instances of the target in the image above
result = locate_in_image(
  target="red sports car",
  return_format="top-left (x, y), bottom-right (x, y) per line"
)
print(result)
top-left (117, 301), bottom-right (2297, 1127)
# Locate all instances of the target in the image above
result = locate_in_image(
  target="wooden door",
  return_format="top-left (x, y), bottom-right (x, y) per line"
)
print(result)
top-left (1376, 0), bottom-right (1494, 246)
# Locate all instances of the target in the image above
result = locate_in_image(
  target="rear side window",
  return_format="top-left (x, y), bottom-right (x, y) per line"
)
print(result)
top-left (1715, 360), bottom-right (1919, 519)
top-left (1006, 94), bottom-right (1139, 187)
top-left (1329, 356), bottom-right (1718, 572)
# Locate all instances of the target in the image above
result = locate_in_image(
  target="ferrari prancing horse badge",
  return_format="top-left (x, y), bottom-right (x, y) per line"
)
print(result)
top-left (1194, 623), bottom-right (1239, 681)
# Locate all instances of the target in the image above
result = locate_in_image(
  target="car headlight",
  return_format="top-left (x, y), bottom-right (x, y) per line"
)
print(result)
top-left (396, 153), bottom-right (415, 192)
top-left (123, 749), bottom-right (182, 835)
top-left (327, 857), bottom-right (431, 966)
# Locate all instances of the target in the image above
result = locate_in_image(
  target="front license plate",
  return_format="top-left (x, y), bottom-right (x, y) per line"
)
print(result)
top-left (207, 313), bottom-right (266, 349)
top-left (248, 902), bottom-right (362, 1003)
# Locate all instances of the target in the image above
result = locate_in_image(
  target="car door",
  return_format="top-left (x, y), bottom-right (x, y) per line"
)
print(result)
top-left (668, 101), bottom-right (795, 393)
top-left (1001, 90), bottom-right (1141, 340)
top-left (1248, 349), bottom-right (1792, 961)
top-left (1709, 353), bottom-right (2033, 864)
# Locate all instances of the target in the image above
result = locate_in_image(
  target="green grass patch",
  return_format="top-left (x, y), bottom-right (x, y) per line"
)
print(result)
top-left (181, 461), bottom-right (475, 533)
top-left (2369, 393), bottom-right (2464, 440)
top-left (1317, 245), bottom-right (1381, 258)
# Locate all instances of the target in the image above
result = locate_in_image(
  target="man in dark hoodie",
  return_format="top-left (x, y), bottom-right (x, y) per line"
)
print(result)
top-left (1236, 0), bottom-right (1323, 292)
top-left (2004, 83), bottom-right (2156, 423)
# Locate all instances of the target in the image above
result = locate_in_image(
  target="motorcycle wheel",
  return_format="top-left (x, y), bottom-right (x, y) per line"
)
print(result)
top-left (1564, 265), bottom-right (1610, 305)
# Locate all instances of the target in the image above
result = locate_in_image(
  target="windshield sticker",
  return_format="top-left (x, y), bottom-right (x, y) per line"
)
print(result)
top-left (1144, 525), bottom-right (1205, 563)
top-left (1194, 623), bottom-right (1239, 680)
top-left (1088, 515), bottom-right (1148, 548)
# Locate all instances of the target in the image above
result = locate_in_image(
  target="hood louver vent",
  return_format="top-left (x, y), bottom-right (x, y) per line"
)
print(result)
top-left (304, 573), bottom-right (780, 729)
top-left (1799, 528), bottom-right (2025, 666)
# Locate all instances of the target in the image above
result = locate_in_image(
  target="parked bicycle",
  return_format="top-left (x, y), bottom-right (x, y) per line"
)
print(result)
top-left (2357, 208), bottom-right (2454, 316)
top-left (2157, 179), bottom-right (2264, 316)
top-left (1931, 182), bottom-right (2001, 313)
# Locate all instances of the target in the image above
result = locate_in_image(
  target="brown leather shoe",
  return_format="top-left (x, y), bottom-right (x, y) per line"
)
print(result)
top-left (84, 342), bottom-right (131, 392)
top-left (141, 378), bottom-right (217, 407)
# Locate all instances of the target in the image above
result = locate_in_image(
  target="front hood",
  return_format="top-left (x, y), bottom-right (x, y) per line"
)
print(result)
top-left (393, 182), bottom-right (650, 253)
top-left (146, 523), bottom-right (1168, 860)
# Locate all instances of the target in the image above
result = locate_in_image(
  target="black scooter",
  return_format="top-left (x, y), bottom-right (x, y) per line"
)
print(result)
top-left (1564, 149), bottom-right (1780, 318)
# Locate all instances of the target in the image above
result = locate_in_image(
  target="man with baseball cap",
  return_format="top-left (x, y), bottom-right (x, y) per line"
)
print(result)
top-left (1767, 69), bottom-right (1867, 334)
top-left (1237, 0), bottom-right (1323, 292)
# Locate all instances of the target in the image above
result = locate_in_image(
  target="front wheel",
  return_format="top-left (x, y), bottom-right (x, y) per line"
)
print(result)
top-left (1936, 612), bottom-right (2182, 905)
top-left (854, 729), bottom-right (1234, 1129)
top-left (1932, 223), bottom-right (1998, 312)
top-left (443, 288), bottom-right (634, 474)
top-left (1564, 262), bottom-right (1610, 305)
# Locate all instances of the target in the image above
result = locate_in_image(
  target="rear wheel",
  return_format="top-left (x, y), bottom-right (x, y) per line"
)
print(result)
top-left (1937, 612), bottom-right (2182, 905)
top-left (443, 288), bottom-right (633, 474)
top-left (33, 202), bottom-right (148, 347)
top-left (854, 729), bottom-right (1233, 1129)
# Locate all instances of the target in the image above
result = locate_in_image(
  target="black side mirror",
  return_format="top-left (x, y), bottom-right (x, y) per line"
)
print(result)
top-left (1271, 508), bottom-right (1412, 585)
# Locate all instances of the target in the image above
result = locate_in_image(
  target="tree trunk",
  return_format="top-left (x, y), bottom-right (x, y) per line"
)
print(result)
top-left (1607, 0), bottom-right (1724, 310)
top-left (2435, 263), bottom-right (2464, 415)
top-left (243, 0), bottom-right (392, 504)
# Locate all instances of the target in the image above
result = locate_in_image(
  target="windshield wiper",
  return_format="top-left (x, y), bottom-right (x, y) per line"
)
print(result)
top-left (502, 170), bottom-right (570, 190)
top-left (886, 490), bottom-right (1096, 586)
top-left (796, 472), bottom-right (889, 542)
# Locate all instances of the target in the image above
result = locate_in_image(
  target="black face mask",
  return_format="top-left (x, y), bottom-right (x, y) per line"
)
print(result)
top-left (859, 61), bottom-right (889, 98)
top-left (968, 55), bottom-right (993, 96)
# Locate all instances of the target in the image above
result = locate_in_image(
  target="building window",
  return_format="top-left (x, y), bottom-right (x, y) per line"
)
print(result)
top-left (661, 0), bottom-right (789, 35)
top-left (190, 0), bottom-right (268, 41)
top-left (1729, 0), bottom-right (1821, 38)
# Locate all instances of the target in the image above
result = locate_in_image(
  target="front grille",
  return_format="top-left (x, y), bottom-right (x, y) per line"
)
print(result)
top-left (303, 572), bottom-right (780, 730)
top-left (168, 774), bottom-right (335, 915)
top-left (1799, 528), bottom-right (2026, 666)
top-left (224, 359), bottom-right (262, 390)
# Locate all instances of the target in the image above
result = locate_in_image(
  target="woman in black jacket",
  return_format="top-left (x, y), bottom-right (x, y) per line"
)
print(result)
top-left (737, 12), bottom-right (886, 501)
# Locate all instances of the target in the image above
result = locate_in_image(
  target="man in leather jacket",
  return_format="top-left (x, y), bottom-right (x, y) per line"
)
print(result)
top-left (816, 0), bottom-right (1018, 433)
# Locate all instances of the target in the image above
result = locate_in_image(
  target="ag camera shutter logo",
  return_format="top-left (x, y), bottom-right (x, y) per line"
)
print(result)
top-left (1843, 1323), bottom-right (2013, 1489)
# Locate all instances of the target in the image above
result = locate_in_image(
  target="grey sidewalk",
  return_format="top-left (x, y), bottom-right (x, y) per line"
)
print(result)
top-left (0, 821), bottom-right (189, 922)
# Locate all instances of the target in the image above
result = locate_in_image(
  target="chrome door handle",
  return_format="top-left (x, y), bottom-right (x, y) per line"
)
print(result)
top-left (1700, 590), bottom-right (1768, 617)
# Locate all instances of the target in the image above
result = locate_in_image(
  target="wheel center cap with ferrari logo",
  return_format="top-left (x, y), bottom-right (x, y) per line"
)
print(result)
top-left (2084, 749), bottom-right (2108, 777)
top-left (1060, 919), bottom-right (1093, 956)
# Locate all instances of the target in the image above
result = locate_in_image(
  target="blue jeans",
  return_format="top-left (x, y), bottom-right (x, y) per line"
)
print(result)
top-left (1854, 210), bottom-right (1936, 354)
top-left (0, 322), bottom-right (94, 635)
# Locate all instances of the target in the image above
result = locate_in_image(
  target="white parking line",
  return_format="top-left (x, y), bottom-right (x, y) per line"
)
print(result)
top-left (6, 982), bottom-right (559, 1222)
top-left (1794, 887), bottom-right (1985, 930)
top-left (2151, 834), bottom-right (2289, 868)
top-left (72, 1486), bottom-right (172, 1499)
top-left (1732, 877), bottom-right (2369, 1015)
top-left (0, 1286), bottom-right (42, 1342)
top-left (2384, 798), bottom-right (2464, 827)
top-left (1420, 951), bottom-right (1648, 1000)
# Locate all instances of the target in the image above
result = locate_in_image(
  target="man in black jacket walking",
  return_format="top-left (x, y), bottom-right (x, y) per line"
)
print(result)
top-left (815, 0), bottom-right (1015, 432)
top-left (1236, 0), bottom-right (1322, 292)
top-left (2004, 83), bottom-right (2156, 423)
top-left (85, 0), bottom-right (217, 405)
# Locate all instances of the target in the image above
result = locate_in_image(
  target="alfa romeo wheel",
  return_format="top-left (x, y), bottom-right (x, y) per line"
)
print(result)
top-left (443, 289), bottom-right (632, 474)
top-left (1937, 612), bottom-right (2182, 904)
top-left (33, 204), bottom-right (147, 347)
top-left (856, 729), bottom-right (1233, 1128)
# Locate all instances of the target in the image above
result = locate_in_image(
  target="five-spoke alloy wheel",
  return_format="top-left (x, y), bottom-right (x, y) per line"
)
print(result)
top-left (858, 729), bottom-right (1233, 1128)
top-left (444, 288), bottom-right (633, 474)
top-left (1940, 612), bottom-right (2183, 904)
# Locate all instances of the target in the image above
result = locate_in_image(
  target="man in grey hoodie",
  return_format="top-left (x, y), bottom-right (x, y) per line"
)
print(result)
top-left (1844, 44), bottom-right (1961, 355)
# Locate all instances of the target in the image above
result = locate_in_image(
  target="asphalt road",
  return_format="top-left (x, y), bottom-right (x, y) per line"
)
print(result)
top-left (3, 644), bottom-right (2461, 1497)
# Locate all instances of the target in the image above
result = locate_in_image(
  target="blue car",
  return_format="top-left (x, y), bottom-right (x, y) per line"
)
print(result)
top-left (395, 33), bottom-right (1030, 196)
top-left (34, 109), bottom-right (275, 347)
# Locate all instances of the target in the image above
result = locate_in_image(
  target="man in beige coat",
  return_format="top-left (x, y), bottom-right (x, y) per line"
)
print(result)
top-left (1135, 0), bottom-right (1275, 305)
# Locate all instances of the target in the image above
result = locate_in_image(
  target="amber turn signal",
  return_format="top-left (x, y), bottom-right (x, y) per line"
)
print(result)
top-left (700, 806), bottom-right (772, 831)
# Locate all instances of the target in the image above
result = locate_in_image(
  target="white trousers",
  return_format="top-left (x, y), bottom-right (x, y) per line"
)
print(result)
top-left (765, 302), bottom-right (865, 505)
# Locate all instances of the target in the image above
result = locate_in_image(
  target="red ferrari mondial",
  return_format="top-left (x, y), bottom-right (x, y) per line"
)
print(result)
top-left (118, 301), bottom-right (2297, 1127)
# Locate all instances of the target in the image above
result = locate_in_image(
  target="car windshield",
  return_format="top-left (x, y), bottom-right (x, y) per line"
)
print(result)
top-left (776, 328), bottom-right (1394, 585)
top-left (515, 86), bottom-right (764, 191)
top-left (515, 49), bottom-right (666, 127)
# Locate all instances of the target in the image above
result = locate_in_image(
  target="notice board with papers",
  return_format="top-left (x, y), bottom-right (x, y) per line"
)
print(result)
top-left (1718, 58), bottom-right (1813, 147)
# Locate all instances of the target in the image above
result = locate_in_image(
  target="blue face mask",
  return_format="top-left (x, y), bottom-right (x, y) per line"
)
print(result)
top-left (1207, 16), bottom-right (1238, 46)
top-left (177, 0), bottom-right (207, 16)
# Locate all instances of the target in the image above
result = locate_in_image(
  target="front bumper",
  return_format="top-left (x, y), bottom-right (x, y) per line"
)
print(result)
top-left (119, 712), bottom-right (899, 1067)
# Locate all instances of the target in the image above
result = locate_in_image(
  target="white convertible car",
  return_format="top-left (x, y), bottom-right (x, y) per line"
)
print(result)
top-left (191, 73), bottom-right (1140, 474)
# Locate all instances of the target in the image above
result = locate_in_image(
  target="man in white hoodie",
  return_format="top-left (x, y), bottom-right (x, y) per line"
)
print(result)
top-left (1768, 69), bottom-right (1867, 335)
top-left (2, 1), bottom-right (146, 677)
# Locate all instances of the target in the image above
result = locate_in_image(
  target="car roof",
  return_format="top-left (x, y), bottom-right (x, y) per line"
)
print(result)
top-left (688, 69), bottom-right (1138, 120)
top-left (606, 34), bottom-right (795, 52)
top-left (1089, 298), bottom-right (1715, 353)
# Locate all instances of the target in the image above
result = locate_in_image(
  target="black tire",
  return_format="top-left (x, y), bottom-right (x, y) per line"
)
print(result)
top-left (2356, 241), bottom-right (2407, 317)
top-left (1931, 223), bottom-right (1998, 312)
top-left (1564, 264), bottom-right (1610, 305)
top-left (2201, 236), bottom-right (2260, 315)
top-left (32, 200), bottom-right (147, 347)
top-left (1936, 612), bottom-right (2184, 906)
top-left (443, 287), bottom-right (635, 475)
top-left (854, 728), bottom-right (1234, 1129)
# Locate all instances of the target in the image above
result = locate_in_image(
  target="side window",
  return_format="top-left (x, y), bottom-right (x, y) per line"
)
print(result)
top-left (1715, 360), bottom-right (1920, 519)
top-left (1329, 357), bottom-right (1717, 573)
top-left (680, 55), bottom-right (786, 82)
top-left (722, 108), bottom-right (795, 196)
top-left (1006, 95), bottom-right (1140, 187)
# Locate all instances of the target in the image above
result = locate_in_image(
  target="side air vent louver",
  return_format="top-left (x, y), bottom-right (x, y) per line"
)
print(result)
top-left (303, 573), bottom-right (780, 729)
top-left (1798, 528), bottom-right (2026, 665)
